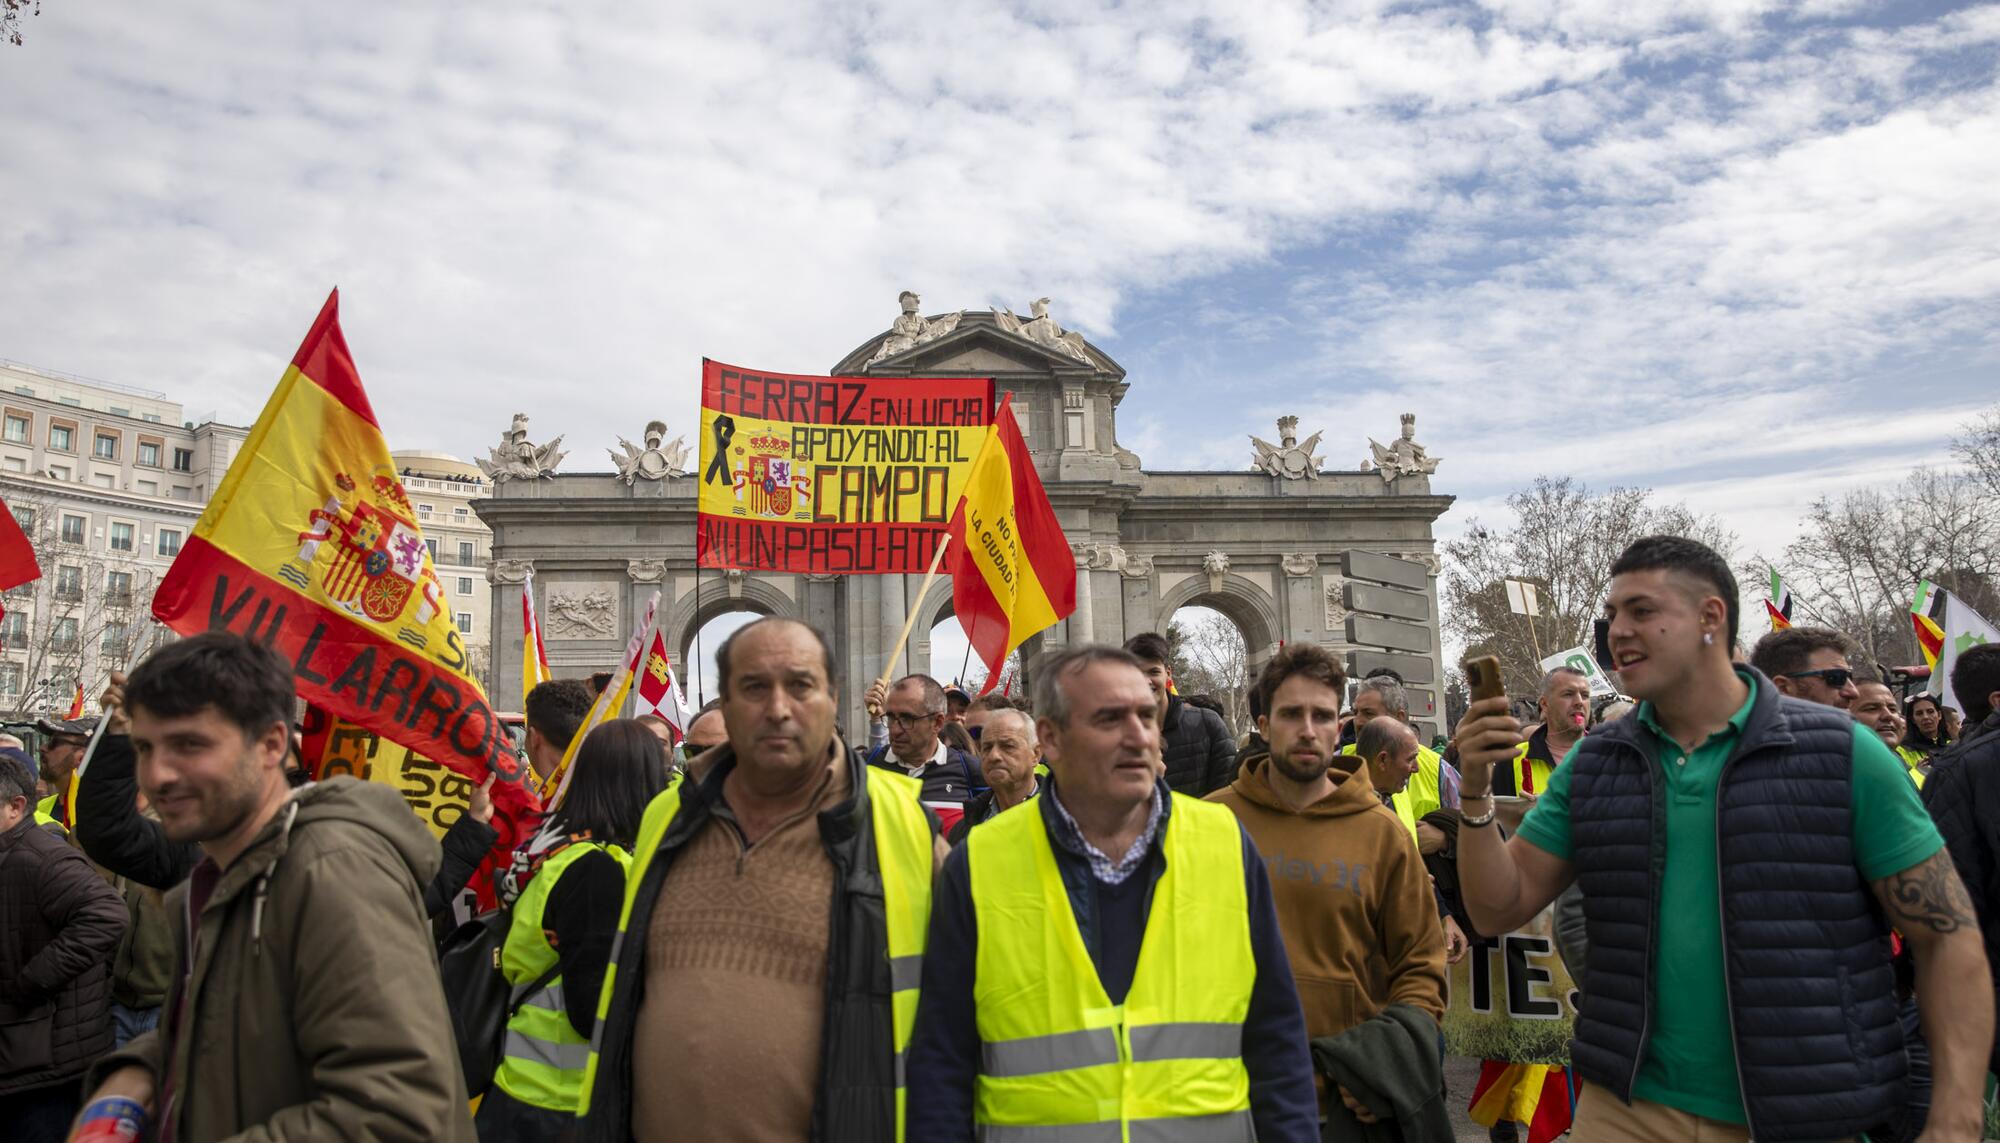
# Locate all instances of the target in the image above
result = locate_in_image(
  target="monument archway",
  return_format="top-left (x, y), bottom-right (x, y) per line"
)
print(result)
top-left (477, 293), bottom-right (1455, 742)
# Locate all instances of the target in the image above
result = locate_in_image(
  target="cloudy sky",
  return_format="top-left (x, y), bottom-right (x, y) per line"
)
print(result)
top-left (5, 1), bottom-right (1997, 658)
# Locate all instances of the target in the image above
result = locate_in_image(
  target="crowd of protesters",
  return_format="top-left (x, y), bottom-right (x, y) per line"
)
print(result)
top-left (4, 534), bottom-right (2000, 1141)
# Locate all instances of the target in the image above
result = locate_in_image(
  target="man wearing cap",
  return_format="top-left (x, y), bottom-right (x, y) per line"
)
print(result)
top-left (33, 714), bottom-right (95, 828)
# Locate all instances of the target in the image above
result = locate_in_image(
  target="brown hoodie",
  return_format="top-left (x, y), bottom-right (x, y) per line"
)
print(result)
top-left (1208, 753), bottom-right (1446, 1078)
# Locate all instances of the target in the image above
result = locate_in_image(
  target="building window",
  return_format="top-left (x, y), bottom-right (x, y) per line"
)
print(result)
top-left (1, 612), bottom-right (26, 649)
top-left (172, 448), bottom-right (193, 472)
top-left (456, 576), bottom-right (473, 595)
top-left (138, 441), bottom-right (161, 467)
top-left (417, 503), bottom-right (434, 517)
top-left (424, 538), bottom-right (439, 563)
top-left (59, 514), bottom-right (85, 545)
top-left (109, 522), bottom-right (135, 552)
top-left (455, 612), bottom-right (475, 635)
top-left (142, 414), bottom-right (162, 423)
top-left (0, 663), bottom-right (20, 696)
top-left (54, 565), bottom-right (83, 600)
top-left (52, 616), bottom-right (79, 653)
top-left (3, 414), bottom-right (27, 443)
top-left (12, 506), bottom-right (35, 535)
top-left (49, 424), bottom-right (74, 452)
top-left (157, 529), bottom-right (183, 557)
top-left (1064, 409), bottom-right (1086, 449)
top-left (103, 621), bottom-right (129, 654)
top-left (458, 541), bottom-right (476, 565)
top-left (453, 506), bottom-right (468, 517)
top-left (106, 570), bottom-right (133, 606)
top-left (94, 433), bottom-right (119, 460)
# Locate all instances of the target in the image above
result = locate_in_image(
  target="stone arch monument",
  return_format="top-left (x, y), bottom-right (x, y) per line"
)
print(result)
top-left (476, 295), bottom-right (1455, 741)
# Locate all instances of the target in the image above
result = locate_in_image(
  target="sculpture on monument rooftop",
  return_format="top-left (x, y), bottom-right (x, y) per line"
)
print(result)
top-left (1365, 413), bottom-right (1441, 482)
top-left (609, 419), bottom-right (691, 484)
top-left (477, 413), bottom-right (566, 482)
top-left (1250, 416), bottom-right (1325, 480)
top-left (865, 290), bottom-right (964, 366)
top-left (995, 297), bottom-right (1093, 364)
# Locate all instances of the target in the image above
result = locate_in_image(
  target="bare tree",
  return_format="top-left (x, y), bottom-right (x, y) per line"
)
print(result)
top-left (1167, 608), bottom-right (1250, 733)
top-left (1441, 476), bottom-right (1737, 693)
top-left (1954, 403), bottom-right (2000, 503)
top-left (3, 0), bottom-right (39, 46)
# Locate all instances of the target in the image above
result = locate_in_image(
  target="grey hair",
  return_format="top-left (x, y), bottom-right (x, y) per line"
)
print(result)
top-left (1540, 666), bottom-right (1590, 695)
top-left (891, 674), bottom-right (947, 715)
top-left (983, 706), bottom-right (1038, 746)
top-left (1357, 675), bottom-right (1408, 717)
top-left (1355, 716), bottom-right (1413, 763)
top-left (1030, 644), bottom-right (1147, 727)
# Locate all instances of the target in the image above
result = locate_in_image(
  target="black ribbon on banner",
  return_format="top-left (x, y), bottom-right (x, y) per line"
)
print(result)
top-left (704, 415), bottom-right (735, 485)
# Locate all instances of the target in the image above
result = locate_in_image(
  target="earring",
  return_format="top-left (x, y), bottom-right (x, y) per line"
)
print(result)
top-left (1703, 632), bottom-right (1714, 646)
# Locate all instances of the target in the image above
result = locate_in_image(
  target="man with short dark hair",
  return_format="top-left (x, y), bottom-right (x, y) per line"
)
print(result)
top-left (1123, 631), bottom-right (1238, 794)
top-left (908, 643), bottom-right (1319, 1141)
top-left (0, 751), bottom-right (127, 1142)
top-left (77, 632), bottom-right (474, 1142)
top-left (578, 617), bottom-right (940, 1142)
top-left (523, 678), bottom-right (597, 781)
top-left (1750, 626), bottom-right (1862, 710)
top-left (1922, 642), bottom-right (2000, 1086)
top-left (1209, 642), bottom-right (1447, 1128)
top-left (1456, 536), bottom-right (1991, 1140)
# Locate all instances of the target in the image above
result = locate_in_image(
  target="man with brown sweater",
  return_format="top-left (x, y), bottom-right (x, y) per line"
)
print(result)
top-left (1210, 642), bottom-right (1447, 1123)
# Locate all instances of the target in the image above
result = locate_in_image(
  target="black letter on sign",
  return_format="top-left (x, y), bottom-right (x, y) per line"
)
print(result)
top-left (704, 415), bottom-right (736, 485)
top-left (1503, 935), bottom-right (1561, 1018)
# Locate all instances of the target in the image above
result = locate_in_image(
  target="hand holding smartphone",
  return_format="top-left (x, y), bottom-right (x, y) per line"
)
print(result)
top-left (1455, 654), bottom-right (1523, 798)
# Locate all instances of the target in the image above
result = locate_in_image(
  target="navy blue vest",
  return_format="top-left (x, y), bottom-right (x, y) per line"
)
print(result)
top-left (1568, 670), bottom-right (1905, 1141)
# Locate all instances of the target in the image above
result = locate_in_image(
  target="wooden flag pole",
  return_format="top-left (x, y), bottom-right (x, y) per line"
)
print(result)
top-left (869, 534), bottom-right (952, 716)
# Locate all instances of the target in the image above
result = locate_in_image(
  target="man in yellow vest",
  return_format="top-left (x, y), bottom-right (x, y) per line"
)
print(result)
top-left (906, 644), bottom-right (1320, 1141)
top-left (575, 617), bottom-right (940, 1143)
top-left (1347, 676), bottom-right (1457, 837)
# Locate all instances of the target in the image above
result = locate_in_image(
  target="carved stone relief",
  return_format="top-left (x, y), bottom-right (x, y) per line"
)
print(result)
top-left (545, 586), bottom-right (617, 638)
top-left (626, 559), bottom-right (667, 583)
top-left (488, 559), bottom-right (533, 585)
top-left (1282, 553), bottom-right (1318, 578)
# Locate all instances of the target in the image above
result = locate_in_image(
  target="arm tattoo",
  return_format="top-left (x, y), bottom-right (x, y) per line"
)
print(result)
top-left (1879, 851), bottom-right (1979, 935)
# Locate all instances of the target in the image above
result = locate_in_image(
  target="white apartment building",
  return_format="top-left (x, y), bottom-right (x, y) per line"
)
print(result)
top-left (390, 450), bottom-right (496, 694)
top-left (0, 359), bottom-right (248, 717)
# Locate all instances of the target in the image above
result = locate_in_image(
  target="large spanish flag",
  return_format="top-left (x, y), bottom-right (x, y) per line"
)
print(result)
top-left (947, 394), bottom-right (1074, 693)
top-left (152, 290), bottom-right (542, 840)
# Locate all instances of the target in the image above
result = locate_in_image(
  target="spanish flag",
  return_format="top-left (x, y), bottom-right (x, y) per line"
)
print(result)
top-left (522, 564), bottom-right (551, 707)
top-left (947, 394), bottom-right (1074, 694)
top-left (151, 290), bottom-right (541, 840)
top-left (1468, 1061), bottom-right (1573, 1143)
top-left (64, 681), bottom-right (86, 720)
top-left (1912, 579), bottom-right (1946, 672)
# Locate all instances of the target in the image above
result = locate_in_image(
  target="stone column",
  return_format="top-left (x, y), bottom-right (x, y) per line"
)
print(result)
top-left (1120, 554), bottom-right (1157, 638)
top-left (1071, 544), bottom-right (1096, 645)
top-left (488, 559), bottom-right (533, 709)
top-left (1281, 553), bottom-right (1320, 646)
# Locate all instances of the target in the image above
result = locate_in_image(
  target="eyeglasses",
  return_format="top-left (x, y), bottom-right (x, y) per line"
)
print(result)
top-left (1783, 668), bottom-right (1854, 689)
top-left (883, 711), bottom-right (940, 729)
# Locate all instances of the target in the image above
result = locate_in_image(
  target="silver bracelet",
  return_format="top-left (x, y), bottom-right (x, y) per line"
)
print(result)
top-left (1461, 803), bottom-right (1497, 828)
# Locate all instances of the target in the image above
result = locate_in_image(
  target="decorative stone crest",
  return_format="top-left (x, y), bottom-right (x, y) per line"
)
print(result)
top-left (1282, 553), bottom-right (1318, 578)
top-left (723, 568), bottom-right (746, 599)
top-left (1250, 417), bottom-right (1326, 480)
top-left (993, 298), bottom-right (1093, 364)
top-left (865, 291), bottom-right (964, 366)
top-left (1365, 414), bottom-right (1441, 482)
top-left (1203, 551), bottom-right (1230, 593)
top-left (545, 586), bottom-right (615, 637)
top-left (488, 559), bottom-right (533, 585)
top-left (1090, 545), bottom-right (1128, 573)
top-left (1120, 554), bottom-right (1155, 580)
top-left (609, 421), bottom-right (691, 484)
top-left (477, 413), bottom-right (566, 483)
top-left (626, 559), bottom-right (667, 583)
top-left (802, 572), bottom-right (840, 583)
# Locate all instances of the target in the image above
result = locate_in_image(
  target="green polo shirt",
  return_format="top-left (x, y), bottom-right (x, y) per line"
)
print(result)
top-left (1516, 670), bottom-right (1942, 1124)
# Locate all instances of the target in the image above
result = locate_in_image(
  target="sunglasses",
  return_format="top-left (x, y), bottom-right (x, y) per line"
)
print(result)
top-left (1783, 668), bottom-right (1854, 688)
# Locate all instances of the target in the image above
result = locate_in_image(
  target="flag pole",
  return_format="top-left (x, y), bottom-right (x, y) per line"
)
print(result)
top-left (870, 534), bottom-right (952, 715)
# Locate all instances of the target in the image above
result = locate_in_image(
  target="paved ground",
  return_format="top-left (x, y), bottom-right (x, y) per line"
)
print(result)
top-left (1445, 1055), bottom-right (1495, 1141)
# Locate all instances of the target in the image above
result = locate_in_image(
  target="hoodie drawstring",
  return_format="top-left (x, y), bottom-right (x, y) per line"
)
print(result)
top-left (251, 800), bottom-right (301, 954)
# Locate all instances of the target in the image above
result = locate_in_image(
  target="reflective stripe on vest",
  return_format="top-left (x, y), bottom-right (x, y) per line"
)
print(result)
top-left (575, 765), bottom-right (933, 1142)
top-left (966, 792), bottom-right (1255, 1137)
top-left (493, 839), bottom-right (632, 1111)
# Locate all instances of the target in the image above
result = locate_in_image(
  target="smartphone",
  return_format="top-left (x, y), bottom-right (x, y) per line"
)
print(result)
top-left (1464, 655), bottom-right (1506, 703)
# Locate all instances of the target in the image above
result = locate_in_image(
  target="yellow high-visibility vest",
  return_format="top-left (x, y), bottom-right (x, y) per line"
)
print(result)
top-left (1340, 741), bottom-right (1443, 843)
top-left (576, 765), bottom-right (933, 1140)
top-left (494, 839), bottom-right (631, 1111)
top-left (966, 792), bottom-right (1256, 1140)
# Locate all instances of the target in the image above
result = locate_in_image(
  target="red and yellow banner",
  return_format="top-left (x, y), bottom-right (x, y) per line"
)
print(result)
top-left (696, 360), bottom-right (994, 573)
top-left (152, 290), bottom-right (541, 853)
top-left (948, 394), bottom-right (1074, 693)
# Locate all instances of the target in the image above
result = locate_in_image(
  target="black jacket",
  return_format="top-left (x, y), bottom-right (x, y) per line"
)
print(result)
top-left (1161, 695), bottom-right (1237, 795)
top-left (865, 742), bottom-right (983, 806)
top-left (77, 730), bottom-right (500, 922)
top-left (1921, 710), bottom-right (2000, 1073)
top-left (0, 814), bottom-right (129, 1093)
top-left (905, 781), bottom-right (1321, 1142)
top-left (580, 743), bottom-right (922, 1143)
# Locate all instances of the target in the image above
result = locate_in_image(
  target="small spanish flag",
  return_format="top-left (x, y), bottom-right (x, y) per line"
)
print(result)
top-left (1912, 579), bottom-right (1946, 671)
top-left (64, 680), bottom-right (86, 720)
top-left (1468, 1061), bottom-right (1573, 1143)
top-left (948, 394), bottom-right (1075, 694)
